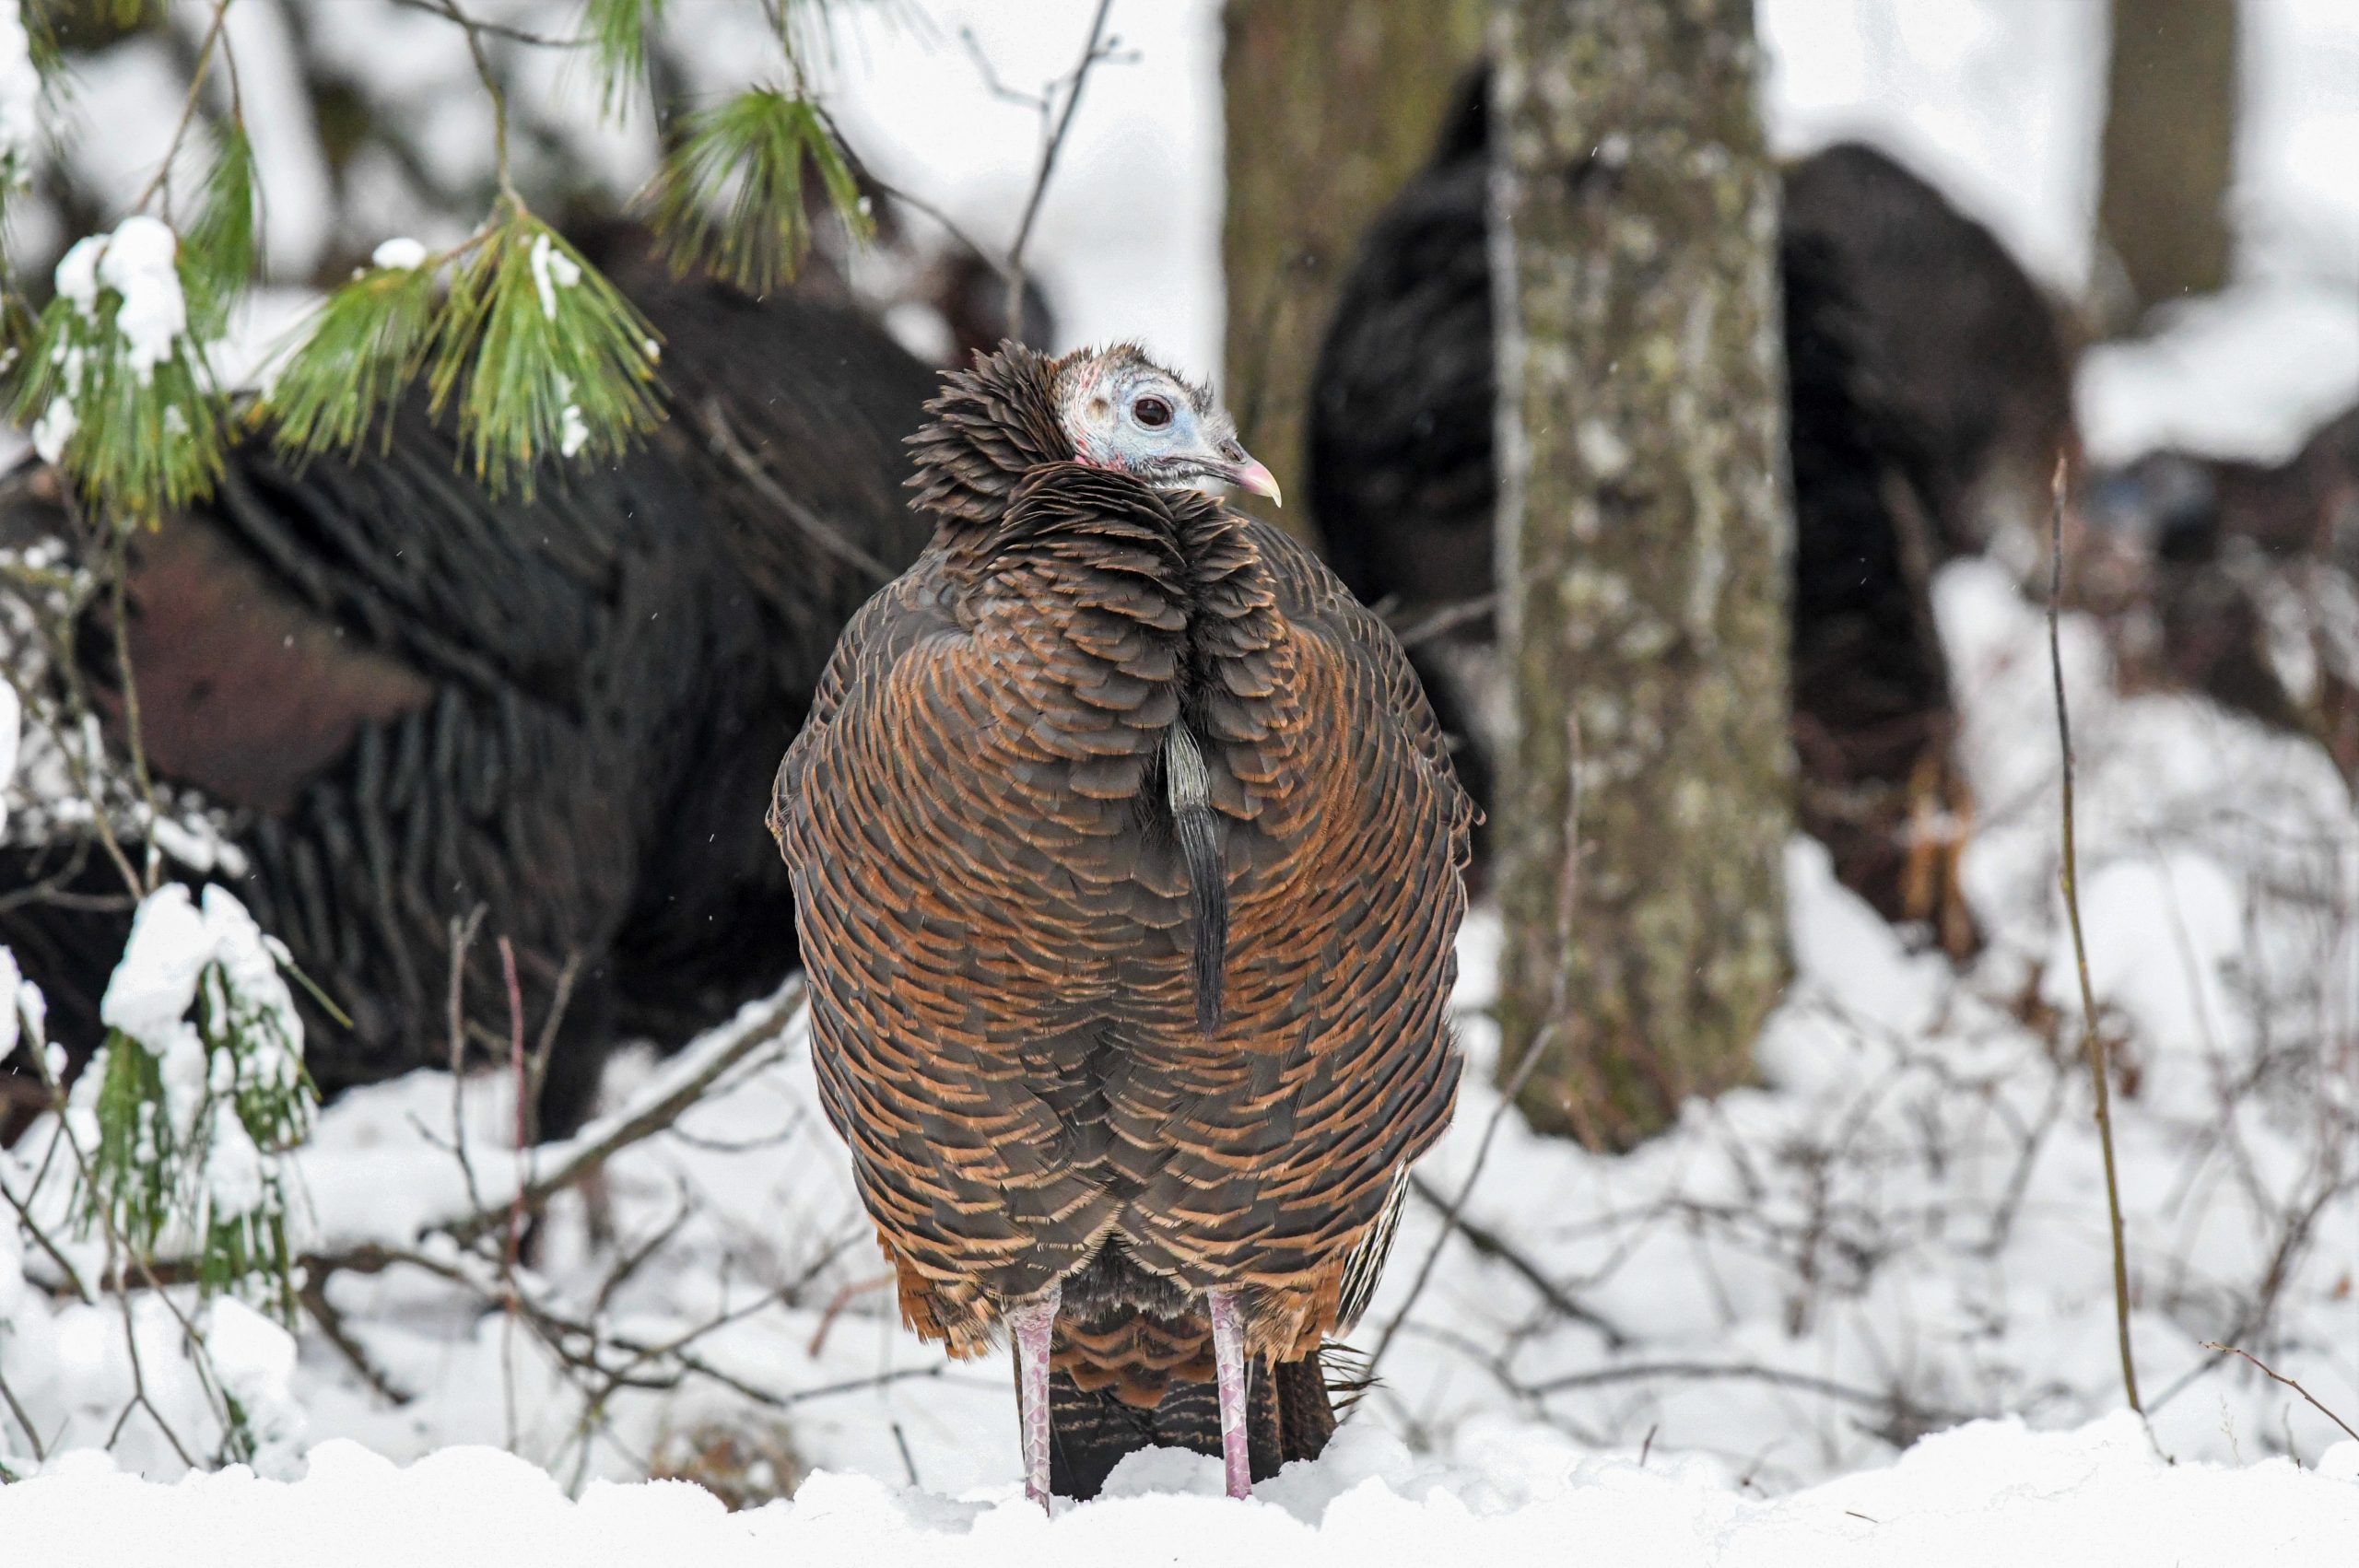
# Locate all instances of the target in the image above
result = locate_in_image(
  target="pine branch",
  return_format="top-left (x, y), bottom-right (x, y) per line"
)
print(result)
top-left (11, 221), bottom-right (228, 522)
top-left (427, 205), bottom-right (663, 492)
top-left (261, 254), bottom-right (441, 457)
top-left (582, 0), bottom-right (664, 117)
top-left (183, 122), bottom-right (256, 338)
top-left (640, 86), bottom-right (871, 295)
top-left (264, 207), bottom-right (663, 495)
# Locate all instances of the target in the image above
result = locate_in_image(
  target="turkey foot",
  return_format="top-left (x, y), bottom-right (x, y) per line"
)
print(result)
top-left (1007, 1281), bottom-right (1062, 1510)
top-left (1207, 1287), bottom-right (1252, 1499)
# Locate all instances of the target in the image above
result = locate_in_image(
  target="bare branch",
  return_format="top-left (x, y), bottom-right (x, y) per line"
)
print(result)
top-left (1002, 0), bottom-right (1117, 337)
top-left (2047, 455), bottom-right (2143, 1417)
top-left (2201, 1341), bottom-right (2359, 1445)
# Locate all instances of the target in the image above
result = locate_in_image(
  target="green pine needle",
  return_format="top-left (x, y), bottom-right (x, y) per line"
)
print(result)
top-left (11, 230), bottom-right (229, 522)
top-left (21, 6), bottom-right (65, 78)
top-left (582, 0), bottom-right (665, 119)
top-left (426, 205), bottom-right (664, 495)
top-left (264, 206), bottom-right (664, 494)
top-left (640, 86), bottom-right (872, 296)
top-left (262, 257), bottom-right (442, 457)
top-left (184, 122), bottom-right (258, 339)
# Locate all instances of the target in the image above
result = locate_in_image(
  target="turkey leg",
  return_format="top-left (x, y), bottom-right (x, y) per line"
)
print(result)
top-left (1007, 1281), bottom-right (1062, 1509)
top-left (1207, 1287), bottom-right (1252, 1499)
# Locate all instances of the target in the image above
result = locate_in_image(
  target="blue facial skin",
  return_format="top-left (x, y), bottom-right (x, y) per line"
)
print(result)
top-left (1061, 351), bottom-right (1284, 507)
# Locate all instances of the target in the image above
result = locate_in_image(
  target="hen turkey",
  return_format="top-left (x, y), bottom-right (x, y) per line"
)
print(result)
top-left (770, 343), bottom-right (1473, 1503)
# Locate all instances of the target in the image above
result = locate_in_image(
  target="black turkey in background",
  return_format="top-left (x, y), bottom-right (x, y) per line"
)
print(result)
top-left (2080, 401), bottom-right (2359, 789)
top-left (1308, 70), bottom-right (2080, 957)
top-left (0, 228), bottom-right (939, 1141)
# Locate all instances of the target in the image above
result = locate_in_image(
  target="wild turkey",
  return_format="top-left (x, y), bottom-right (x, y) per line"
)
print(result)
top-left (2083, 401), bottom-right (2359, 784)
top-left (0, 229), bottom-right (938, 1137)
top-left (770, 342), bottom-right (1473, 1503)
top-left (1309, 71), bottom-right (2078, 955)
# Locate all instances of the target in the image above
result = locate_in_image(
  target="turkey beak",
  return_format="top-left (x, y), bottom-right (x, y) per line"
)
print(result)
top-left (1221, 447), bottom-right (1285, 508)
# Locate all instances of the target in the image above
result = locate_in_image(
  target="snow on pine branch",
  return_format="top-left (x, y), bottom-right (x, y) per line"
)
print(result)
top-left (12, 215), bottom-right (228, 520)
top-left (64, 884), bottom-right (314, 1320)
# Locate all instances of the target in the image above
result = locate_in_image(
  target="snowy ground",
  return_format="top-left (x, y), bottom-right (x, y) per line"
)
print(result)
top-left (6, 0), bottom-right (2359, 1558)
top-left (5, 551), bottom-right (2356, 1550)
top-left (3, 1418), bottom-right (2355, 1567)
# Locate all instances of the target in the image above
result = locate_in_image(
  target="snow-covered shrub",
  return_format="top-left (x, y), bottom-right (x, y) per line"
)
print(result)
top-left (68, 884), bottom-right (316, 1321)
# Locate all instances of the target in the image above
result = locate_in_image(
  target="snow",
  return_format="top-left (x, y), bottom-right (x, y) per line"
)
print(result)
top-left (99, 884), bottom-right (217, 1058)
top-left (0, 1), bottom-right (38, 186)
top-left (52, 215), bottom-right (192, 384)
top-left (0, 943), bottom-right (23, 1069)
top-left (2077, 279), bottom-right (2359, 464)
top-left (27, 393), bottom-right (73, 463)
top-left (52, 232), bottom-right (102, 312)
top-left (93, 216), bottom-right (190, 380)
top-left (0, 1414), bottom-right (2353, 1565)
top-left (369, 237), bottom-right (429, 272)
top-left (200, 1297), bottom-right (307, 1478)
top-left (527, 230), bottom-right (581, 321)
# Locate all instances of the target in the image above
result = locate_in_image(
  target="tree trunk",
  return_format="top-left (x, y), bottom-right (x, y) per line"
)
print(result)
top-left (2097, 0), bottom-right (2239, 322)
top-left (1493, 0), bottom-right (1792, 1148)
top-left (1219, 0), bottom-right (1485, 543)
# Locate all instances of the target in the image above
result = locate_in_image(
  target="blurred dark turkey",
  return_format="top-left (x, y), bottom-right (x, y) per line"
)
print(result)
top-left (0, 228), bottom-right (938, 1139)
top-left (2081, 401), bottom-right (2359, 785)
top-left (1309, 71), bottom-right (2080, 957)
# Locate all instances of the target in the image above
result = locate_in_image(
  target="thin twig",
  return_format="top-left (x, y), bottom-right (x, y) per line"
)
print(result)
top-left (499, 936), bottom-right (529, 1277)
top-left (1390, 592), bottom-right (1499, 650)
top-left (105, 544), bottom-right (165, 894)
top-left (2047, 455), bottom-right (2143, 1417)
top-left (130, 0), bottom-right (232, 217)
top-left (1403, 1175), bottom-right (1628, 1349)
top-left (1002, 0), bottom-right (1116, 335)
top-left (694, 396), bottom-right (894, 580)
top-left (388, 0), bottom-right (583, 49)
top-left (441, 983), bottom-right (804, 1248)
top-left (1527, 1360), bottom-right (1978, 1426)
top-left (2201, 1341), bottom-right (2359, 1444)
top-left (299, 1277), bottom-right (412, 1407)
top-left (444, 907), bottom-right (489, 1218)
top-left (804, 1271), bottom-right (893, 1357)
top-left (0, 1363), bottom-right (43, 1462)
top-left (417, 0), bottom-right (520, 203)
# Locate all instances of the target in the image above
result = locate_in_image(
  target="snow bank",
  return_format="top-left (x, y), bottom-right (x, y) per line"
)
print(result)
top-left (1, 1415), bottom-right (2351, 1567)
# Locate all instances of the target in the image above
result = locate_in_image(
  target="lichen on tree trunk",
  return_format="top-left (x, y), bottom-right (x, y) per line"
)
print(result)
top-left (1492, 0), bottom-right (1792, 1149)
top-left (1219, 0), bottom-right (1485, 544)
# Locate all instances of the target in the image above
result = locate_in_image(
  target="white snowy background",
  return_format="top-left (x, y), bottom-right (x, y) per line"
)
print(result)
top-left (5, 1), bottom-right (2359, 1562)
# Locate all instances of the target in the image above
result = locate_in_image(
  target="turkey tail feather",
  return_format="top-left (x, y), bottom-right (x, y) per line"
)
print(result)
top-left (1046, 1350), bottom-right (1335, 1500)
top-left (1164, 723), bottom-right (1226, 1035)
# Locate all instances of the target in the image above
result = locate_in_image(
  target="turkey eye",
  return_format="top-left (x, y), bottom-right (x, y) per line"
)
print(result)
top-left (1133, 395), bottom-right (1173, 429)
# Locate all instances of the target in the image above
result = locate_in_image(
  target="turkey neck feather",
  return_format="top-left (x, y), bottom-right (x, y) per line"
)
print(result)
top-left (904, 344), bottom-right (1282, 1038)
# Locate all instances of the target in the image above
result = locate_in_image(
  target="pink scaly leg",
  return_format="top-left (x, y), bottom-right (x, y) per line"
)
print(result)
top-left (1006, 1281), bottom-right (1062, 1510)
top-left (1206, 1287), bottom-right (1253, 1500)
